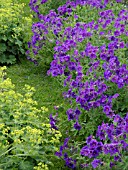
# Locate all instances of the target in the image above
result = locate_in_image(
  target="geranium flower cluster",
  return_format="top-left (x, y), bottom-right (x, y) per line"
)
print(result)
top-left (80, 113), bottom-right (128, 168)
top-left (48, 25), bottom-right (127, 129)
top-left (54, 112), bottom-right (128, 169)
top-left (29, 0), bottom-right (48, 13)
top-left (49, 113), bottom-right (58, 130)
top-left (55, 137), bottom-right (77, 169)
top-left (27, 0), bottom-right (127, 65)
top-left (28, 0), bottom-right (128, 169)
top-left (47, 2), bottom-right (127, 128)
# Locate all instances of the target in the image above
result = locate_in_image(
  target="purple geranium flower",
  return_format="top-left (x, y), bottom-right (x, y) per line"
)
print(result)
top-left (74, 122), bottom-right (81, 130)
top-left (91, 159), bottom-right (101, 168)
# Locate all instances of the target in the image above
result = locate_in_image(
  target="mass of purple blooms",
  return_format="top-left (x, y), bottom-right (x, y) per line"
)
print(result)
top-left (28, 0), bottom-right (128, 169)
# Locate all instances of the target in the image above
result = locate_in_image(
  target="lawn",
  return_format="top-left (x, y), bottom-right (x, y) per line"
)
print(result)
top-left (6, 58), bottom-right (69, 113)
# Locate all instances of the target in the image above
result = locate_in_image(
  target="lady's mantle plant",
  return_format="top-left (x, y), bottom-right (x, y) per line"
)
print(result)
top-left (0, 0), bottom-right (32, 64)
top-left (0, 66), bottom-right (62, 170)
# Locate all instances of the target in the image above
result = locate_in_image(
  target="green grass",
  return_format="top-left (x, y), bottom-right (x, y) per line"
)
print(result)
top-left (7, 58), bottom-right (69, 113)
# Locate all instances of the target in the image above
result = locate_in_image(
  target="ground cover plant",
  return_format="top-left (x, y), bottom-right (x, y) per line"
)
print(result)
top-left (27, 0), bottom-right (128, 169)
top-left (0, 0), bottom-right (32, 64)
top-left (0, 0), bottom-right (128, 169)
top-left (0, 66), bottom-right (63, 169)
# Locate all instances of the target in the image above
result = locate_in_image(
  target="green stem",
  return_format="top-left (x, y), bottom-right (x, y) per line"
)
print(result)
top-left (0, 146), bottom-right (15, 157)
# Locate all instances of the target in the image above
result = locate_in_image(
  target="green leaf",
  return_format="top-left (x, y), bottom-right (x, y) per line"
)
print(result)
top-left (0, 35), bottom-right (7, 41)
top-left (0, 43), bottom-right (7, 52)
top-left (0, 54), bottom-right (6, 63)
top-left (125, 49), bottom-right (128, 57)
top-left (2, 36), bottom-right (7, 41)
top-left (15, 40), bottom-right (22, 47)
top-left (8, 36), bottom-right (15, 43)
top-left (0, 54), bottom-right (16, 64)
top-left (19, 48), bottom-right (25, 54)
top-left (19, 160), bottom-right (34, 170)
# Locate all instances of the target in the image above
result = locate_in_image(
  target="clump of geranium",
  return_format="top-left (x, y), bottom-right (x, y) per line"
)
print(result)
top-left (47, 0), bottom-right (128, 130)
top-left (27, 0), bottom-right (128, 169)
